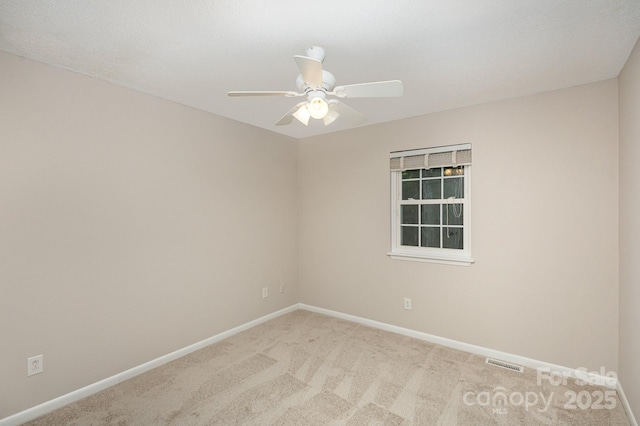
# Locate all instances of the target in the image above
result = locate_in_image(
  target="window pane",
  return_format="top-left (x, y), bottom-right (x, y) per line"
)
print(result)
top-left (422, 180), bottom-right (441, 199)
top-left (402, 181), bottom-right (420, 200)
top-left (443, 204), bottom-right (463, 226)
top-left (444, 167), bottom-right (464, 176)
top-left (422, 168), bottom-right (441, 178)
top-left (401, 205), bottom-right (419, 224)
top-left (402, 169), bottom-right (420, 179)
top-left (443, 228), bottom-right (463, 249)
top-left (421, 204), bottom-right (440, 225)
top-left (421, 227), bottom-right (440, 248)
top-left (401, 226), bottom-right (419, 246)
top-left (444, 177), bottom-right (464, 198)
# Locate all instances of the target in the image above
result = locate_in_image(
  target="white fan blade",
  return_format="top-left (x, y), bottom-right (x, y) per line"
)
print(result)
top-left (293, 55), bottom-right (323, 87)
top-left (332, 101), bottom-right (367, 126)
top-left (332, 80), bottom-right (403, 98)
top-left (228, 91), bottom-right (301, 97)
top-left (323, 108), bottom-right (340, 126)
top-left (275, 102), bottom-right (306, 126)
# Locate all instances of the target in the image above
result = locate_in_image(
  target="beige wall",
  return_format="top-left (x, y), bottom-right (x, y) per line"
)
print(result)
top-left (299, 80), bottom-right (619, 372)
top-left (0, 47), bottom-right (628, 420)
top-left (0, 52), bottom-right (299, 417)
top-left (619, 37), bottom-right (640, 415)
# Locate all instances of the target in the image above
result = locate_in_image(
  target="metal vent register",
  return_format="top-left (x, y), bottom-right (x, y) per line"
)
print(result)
top-left (485, 358), bottom-right (524, 373)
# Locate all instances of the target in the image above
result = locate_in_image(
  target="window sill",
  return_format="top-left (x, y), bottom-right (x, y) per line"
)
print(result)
top-left (387, 251), bottom-right (474, 266)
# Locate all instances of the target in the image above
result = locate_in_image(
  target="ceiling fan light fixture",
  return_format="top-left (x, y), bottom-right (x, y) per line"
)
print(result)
top-left (293, 104), bottom-right (311, 125)
top-left (228, 46), bottom-right (403, 128)
top-left (308, 97), bottom-right (329, 119)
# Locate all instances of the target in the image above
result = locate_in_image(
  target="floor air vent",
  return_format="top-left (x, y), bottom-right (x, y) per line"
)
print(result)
top-left (485, 358), bottom-right (524, 373)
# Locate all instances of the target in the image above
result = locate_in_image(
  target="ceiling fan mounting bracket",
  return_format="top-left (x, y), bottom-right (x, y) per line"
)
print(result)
top-left (305, 46), bottom-right (325, 63)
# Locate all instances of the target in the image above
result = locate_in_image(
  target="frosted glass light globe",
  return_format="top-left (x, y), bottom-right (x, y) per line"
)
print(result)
top-left (308, 97), bottom-right (329, 119)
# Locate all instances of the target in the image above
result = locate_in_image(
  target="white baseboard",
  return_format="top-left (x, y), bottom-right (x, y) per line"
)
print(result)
top-left (299, 304), bottom-right (637, 423)
top-left (3, 303), bottom-right (635, 426)
top-left (299, 304), bottom-right (623, 388)
top-left (0, 304), bottom-right (299, 426)
top-left (617, 381), bottom-right (639, 426)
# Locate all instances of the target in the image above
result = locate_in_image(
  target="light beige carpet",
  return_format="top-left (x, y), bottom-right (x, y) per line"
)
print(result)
top-left (26, 310), bottom-right (630, 425)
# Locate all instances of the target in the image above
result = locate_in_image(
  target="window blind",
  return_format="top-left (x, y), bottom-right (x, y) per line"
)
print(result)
top-left (390, 144), bottom-right (471, 171)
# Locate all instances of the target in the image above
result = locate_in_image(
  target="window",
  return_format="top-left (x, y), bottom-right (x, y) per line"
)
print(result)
top-left (389, 144), bottom-right (473, 265)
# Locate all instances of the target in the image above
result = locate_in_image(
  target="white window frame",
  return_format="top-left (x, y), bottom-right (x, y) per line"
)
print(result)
top-left (388, 145), bottom-right (474, 266)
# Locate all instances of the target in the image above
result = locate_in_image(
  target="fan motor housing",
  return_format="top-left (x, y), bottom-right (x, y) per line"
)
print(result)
top-left (296, 70), bottom-right (336, 93)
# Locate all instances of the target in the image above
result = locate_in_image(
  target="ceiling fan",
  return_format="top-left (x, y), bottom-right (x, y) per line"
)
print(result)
top-left (228, 46), bottom-right (403, 127)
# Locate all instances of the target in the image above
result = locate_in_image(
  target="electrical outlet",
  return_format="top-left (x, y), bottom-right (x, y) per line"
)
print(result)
top-left (404, 298), bottom-right (412, 310)
top-left (279, 283), bottom-right (285, 294)
top-left (27, 354), bottom-right (43, 376)
top-left (262, 287), bottom-right (268, 298)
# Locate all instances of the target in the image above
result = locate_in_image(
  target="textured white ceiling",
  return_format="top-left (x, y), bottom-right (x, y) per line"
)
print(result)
top-left (1, 1), bottom-right (639, 139)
